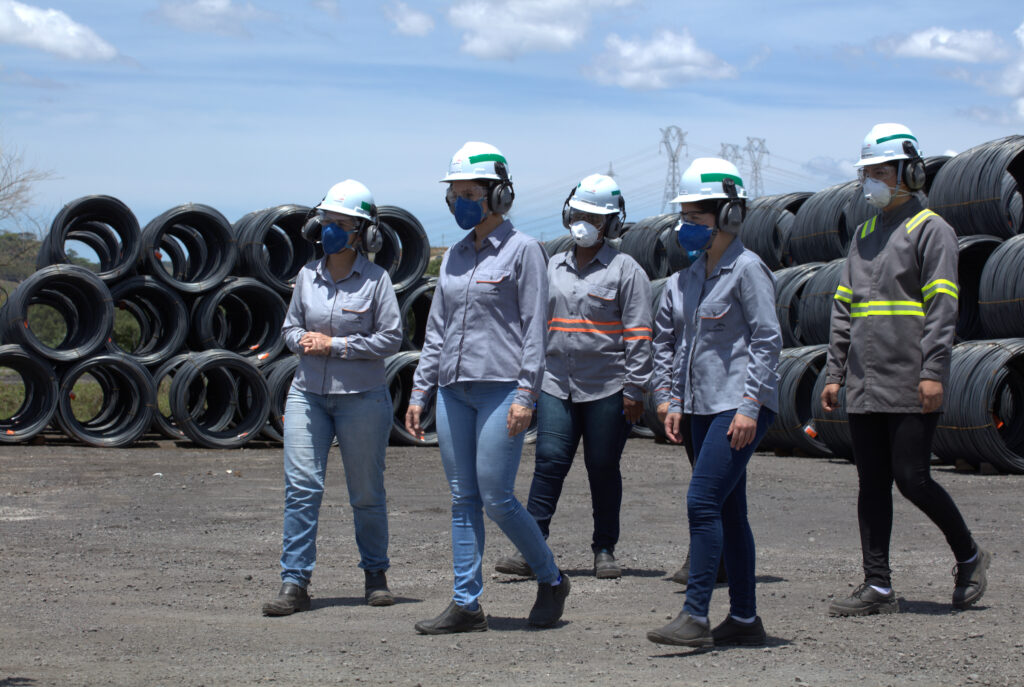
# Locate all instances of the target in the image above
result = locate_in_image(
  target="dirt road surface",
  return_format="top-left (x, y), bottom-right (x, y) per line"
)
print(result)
top-left (2, 436), bottom-right (1021, 686)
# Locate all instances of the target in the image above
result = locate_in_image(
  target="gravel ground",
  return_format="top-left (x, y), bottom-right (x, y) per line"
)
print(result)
top-left (1, 434), bottom-right (1021, 687)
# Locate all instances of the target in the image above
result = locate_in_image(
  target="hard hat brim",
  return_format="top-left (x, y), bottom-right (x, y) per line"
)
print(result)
top-left (315, 201), bottom-right (371, 220)
top-left (670, 192), bottom-right (731, 204)
top-left (853, 153), bottom-right (910, 168)
top-left (440, 172), bottom-right (502, 182)
top-left (567, 197), bottom-right (619, 215)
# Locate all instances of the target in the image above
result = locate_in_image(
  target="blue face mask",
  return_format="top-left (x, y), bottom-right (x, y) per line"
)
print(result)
top-left (676, 219), bottom-right (714, 252)
top-left (321, 222), bottom-right (352, 255)
top-left (453, 195), bottom-right (487, 230)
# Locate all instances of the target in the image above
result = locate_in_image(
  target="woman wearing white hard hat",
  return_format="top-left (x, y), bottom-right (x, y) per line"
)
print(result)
top-left (493, 174), bottom-right (653, 580)
top-left (263, 179), bottom-right (403, 616)
top-left (647, 158), bottom-right (781, 648)
top-left (406, 142), bottom-right (569, 633)
top-left (822, 123), bottom-right (989, 617)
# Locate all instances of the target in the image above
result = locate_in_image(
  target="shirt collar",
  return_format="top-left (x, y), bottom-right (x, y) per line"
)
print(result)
top-left (456, 218), bottom-right (514, 253)
top-left (558, 240), bottom-right (615, 272)
top-left (879, 196), bottom-right (923, 230)
top-left (707, 235), bottom-right (745, 279)
top-left (316, 251), bottom-right (367, 283)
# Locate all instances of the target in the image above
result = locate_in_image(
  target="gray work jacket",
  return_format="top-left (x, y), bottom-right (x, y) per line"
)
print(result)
top-left (410, 220), bottom-right (548, 409)
top-left (825, 198), bottom-right (959, 413)
top-left (542, 242), bottom-right (653, 402)
top-left (656, 237), bottom-right (781, 419)
top-left (282, 253), bottom-right (403, 395)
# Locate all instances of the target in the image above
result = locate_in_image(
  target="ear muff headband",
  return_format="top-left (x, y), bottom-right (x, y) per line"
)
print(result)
top-left (901, 140), bottom-right (926, 191)
top-left (717, 178), bottom-right (746, 233)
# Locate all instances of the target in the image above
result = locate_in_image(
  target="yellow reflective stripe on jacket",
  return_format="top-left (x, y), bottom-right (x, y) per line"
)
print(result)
top-left (922, 278), bottom-right (959, 302)
top-left (906, 209), bottom-right (938, 234)
top-left (850, 300), bottom-right (925, 317)
top-left (834, 285), bottom-right (853, 303)
top-left (859, 216), bottom-right (878, 239)
top-left (851, 310), bottom-right (926, 317)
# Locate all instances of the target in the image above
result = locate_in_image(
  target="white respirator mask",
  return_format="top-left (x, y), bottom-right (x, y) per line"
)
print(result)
top-left (569, 220), bottom-right (600, 247)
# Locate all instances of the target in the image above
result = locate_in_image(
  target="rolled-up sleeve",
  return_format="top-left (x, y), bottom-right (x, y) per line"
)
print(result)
top-left (652, 282), bottom-right (677, 408)
top-left (513, 241), bottom-right (549, 408)
top-left (736, 261), bottom-right (782, 420)
top-left (333, 273), bottom-right (403, 361)
top-left (619, 262), bottom-right (653, 402)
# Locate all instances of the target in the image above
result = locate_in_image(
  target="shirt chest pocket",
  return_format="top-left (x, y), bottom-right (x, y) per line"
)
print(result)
top-left (339, 296), bottom-right (373, 331)
top-left (473, 269), bottom-right (512, 298)
top-left (585, 285), bottom-right (618, 318)
top-left (697, 300), bottom-right (736, 334)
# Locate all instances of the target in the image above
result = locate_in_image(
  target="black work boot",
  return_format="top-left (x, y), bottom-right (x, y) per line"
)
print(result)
top-left (711, 615), bottom-right (767, 646)
top-left (528, 572), bottom-right (570, 627)
top-left (262, 583), bottom-right (311, 616)
top-left (364, 569), bottom-right (395, 607)
top-left (952, 546), bottom-right (991, 610)
top-left (494, 550), bottom-right (533, 577)
top-left (414, 601), bottom-right (488, 634)
top-left (828, 582), bottom-right (898, 617)
top-left (671, 551), bottom-right (726, 585)
top-left (594, 549), bottom-right (622, 579)
top-left (647, 611), bottom-right (712, 648)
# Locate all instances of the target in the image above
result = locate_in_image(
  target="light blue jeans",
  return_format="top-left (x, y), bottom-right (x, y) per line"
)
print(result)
top-left (280, 384), bottom-right (392, 587)
top-left (436, 381), bottom-right (559, 607)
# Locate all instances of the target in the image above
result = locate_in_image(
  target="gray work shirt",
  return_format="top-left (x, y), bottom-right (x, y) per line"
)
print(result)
top-left (410, 219), bottom-right (548, 409)
top-left (282, 252), bottom-right (402, 395)
top-left (825, 198), bottom-right (959, 413)
top-left (655, 237), bottom-right (781, 418)
top-left (543, 242), bottom-right (653, 402)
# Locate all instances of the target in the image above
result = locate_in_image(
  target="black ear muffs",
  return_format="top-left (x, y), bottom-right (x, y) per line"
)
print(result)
top-left (488, 161), bottom-right (515, 215)
top-left (360, 204), bottom-right (383, 254)
top-left (901, 140), bottom-right (926, 191)
top-left (561, 185), bottom-right (577, 229)
top-left (717, 178), bottom-right (747, 233)
top-left (605, 194), bottom-right (627, 239)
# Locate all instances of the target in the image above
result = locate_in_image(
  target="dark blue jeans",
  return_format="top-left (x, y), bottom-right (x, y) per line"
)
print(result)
top-left (526, 391), bottom-right (630, 553)
top-left (683, 408), bottom-right (774, 619)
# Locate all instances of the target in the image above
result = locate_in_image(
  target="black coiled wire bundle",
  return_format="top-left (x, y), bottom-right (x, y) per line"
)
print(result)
top-left (933, 339), bottom-right (1024, 473)
top-left (761, 345), bottom-right (832, 458)
top-left (740, 192), bottom-right (813, 270)
top-left (978, 235), bottom-right (1024, 338)
top-left (956, 235), bottom-right (1003, 341)
top-left (787, 181), bottom-right (860, 265)
top-left (795, 259), bottom-right (844, 346)
top-left (618, 214), bottom-right (675, 279)
top-left (927, 135), bottom-right (1024, 238)
top-left (810, 365), bottom-right (852, 459)
top-left (773, 263), bottom-right (824, 347)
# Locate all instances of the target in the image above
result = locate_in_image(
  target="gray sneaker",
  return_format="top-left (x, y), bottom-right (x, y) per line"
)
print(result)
top-left (647, 611), bottom-right (713, 648)
top-left (494, 551), bottom-right (533, 577)
top-left (952, 547), bottom-right (991, 610)
top-left (828, 582), bottom-right (899, 617)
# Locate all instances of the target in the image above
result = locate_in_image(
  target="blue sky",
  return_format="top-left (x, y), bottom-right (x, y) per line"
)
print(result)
top-left (1, 0), bottom-right (1023, 248)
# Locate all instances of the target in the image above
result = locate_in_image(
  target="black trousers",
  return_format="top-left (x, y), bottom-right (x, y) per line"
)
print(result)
top-left (847, 412), bottom-right (975, 587)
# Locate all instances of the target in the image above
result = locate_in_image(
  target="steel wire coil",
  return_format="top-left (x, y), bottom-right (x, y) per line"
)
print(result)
top-left (236, 204), bottom-right (316, 295)
top-left (619, 214), bottom-right (672, 279)
top-left (36, 195), bottom-right (141, 283)
top-left (927, 135), bottom-right (1024, 238)
top-left (956, 235), bottom-right (1003, 341)
top-left (933, 339), bottom-right (1024, 473)
top-left (189, 277), bottom-right (288, 365)
top-left (262, 354), bottom-right (299, 443)
top-left (542, 233), bottom-right (574, 258)
top-left (385, 351), bottom-right (438, 446)
top-left (378, 206), bottom-right (431, 294)
top-left (2, 264), bottom-right (114, 362)
top-left (169, 349), bottom-right (269, 449)
top-left (810, 365), bottom-right (852, 459)
top-left (397, 277), bottom-right (436, 351)
top-left (0, 344), bottom-right (59, 443)
top-left (978, 234), bottom-right (1024, 338)
top-left (108, 275), bottom-right (189, 366)
top-left (761, 345), bottom-right (832, 457)
top-left (55, 352), bottom-right (155, 447)
top-left (788, 181), bottom-right (861, 264)
top-left (774, 263), bottom-right (824, 347)
top-left (740, 192), bottom-right (812, 270)
top-left (794, 259), bottom-right (844, 346)
top-left (150, 352), bottom-right (191, 440)
top-left (141, 203), bottom-right (238, 294)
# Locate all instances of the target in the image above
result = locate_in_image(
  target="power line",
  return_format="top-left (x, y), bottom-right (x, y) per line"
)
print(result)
top-left (744, 137), bottom-right (769, 198)
top-left (719, 143), bottom-right (745, 171)
top-left (660, 126), bottom-right (687, 213)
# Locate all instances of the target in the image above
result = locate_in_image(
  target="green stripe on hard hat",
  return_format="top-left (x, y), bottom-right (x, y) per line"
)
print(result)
top-left (611, 190), bottom-right (621, 195)
top-left (468, 153), bottom-right (507, 165)
top-left (360, 201), bottom-right (372, 212)
top-left (700, 172), bottom-right (743, 186)
top-left (876, 133), bottom-right (917, 144)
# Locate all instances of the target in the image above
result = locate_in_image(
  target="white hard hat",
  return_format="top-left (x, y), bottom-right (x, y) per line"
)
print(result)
top-left (671, 158), bottom-right (747, 204)
top-left (854, 123), bottom-right (921, 168)
top-left (567, 174), bottom-right (622, 215)
top-left (440, 141), bottom-right (509, 182)
top-left (316, 179), bottom-right (375, 222)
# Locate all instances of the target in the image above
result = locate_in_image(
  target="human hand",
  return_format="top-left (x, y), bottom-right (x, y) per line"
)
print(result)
top-left (300, 332), bottom-right (332, 356)
top-left (507, 403), bottom-right (533, 437)
top-left (919, 379), bottom-right (943, 414)
top-left (821, 383), bottom-right (841, 412)
top-left (623, 397), bottom-right (643, 423)
top-left (727, 412), bottom-right (757, 450)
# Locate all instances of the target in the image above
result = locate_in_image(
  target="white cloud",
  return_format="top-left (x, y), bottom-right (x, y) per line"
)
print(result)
top-left (876, 27), bottom-right (1008, 63)
top-left (386, 2), bottom-right (434, 37)
top-left (157, 0), bottom-right (266, 36)
top-left (803, 156), bottom-right (856, 184)
top-left (1001, 20), bottom-right (1024, 121)
top-left (0, 0), bottom-right (117, 60)
top-left (591, 29), bottom-right (736, 90)
top-left (311, 0), bottom-right (338, 16)
top-left (448, 0), bottom-right (633, 60)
